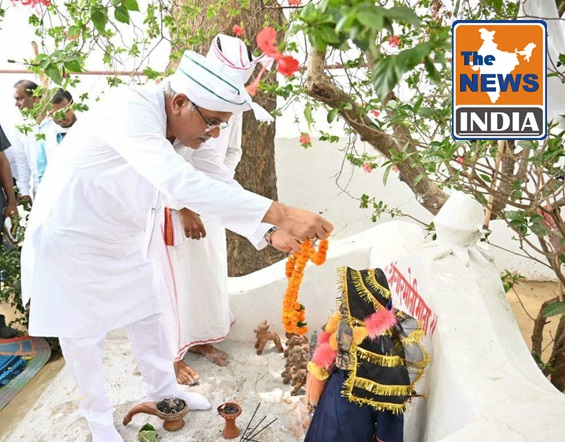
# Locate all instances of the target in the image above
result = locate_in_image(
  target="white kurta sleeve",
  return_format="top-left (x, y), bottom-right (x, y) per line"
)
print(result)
top-left (101, 88), bottom-right (271, 241)
top-left (186, 142), bottom-right (272, 249)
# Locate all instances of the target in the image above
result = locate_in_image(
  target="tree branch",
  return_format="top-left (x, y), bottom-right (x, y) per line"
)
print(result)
top-left (305, 49), bottom-right (448, 215)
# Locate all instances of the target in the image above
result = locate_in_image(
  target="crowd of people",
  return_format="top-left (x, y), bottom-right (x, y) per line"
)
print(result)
top-left (1, 34), bottom-right (333, 442)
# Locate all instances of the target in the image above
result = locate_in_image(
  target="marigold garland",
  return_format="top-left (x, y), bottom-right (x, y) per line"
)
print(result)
top-left (282, 239), bottom-right (329, 335)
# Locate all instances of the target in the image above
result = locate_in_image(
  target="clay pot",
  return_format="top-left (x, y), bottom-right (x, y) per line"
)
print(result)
top-left (217, 402), bottom-right (242, 438)
top-left (123, 398), bottom-right (189, 432)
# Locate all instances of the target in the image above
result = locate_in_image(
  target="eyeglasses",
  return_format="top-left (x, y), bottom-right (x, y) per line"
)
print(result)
top-left (193, 104), bottom-right (229, 133)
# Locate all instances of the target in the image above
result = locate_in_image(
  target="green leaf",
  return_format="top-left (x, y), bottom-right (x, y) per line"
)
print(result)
top-left (304, 105), bottom-right (314, 128)
top-left (114, 6), bottom-right (130, 24)
top-left (122, 0), bottom-right (140, 12)
top-left (91, 9), bottom-right (108, 34)
top-left (505, 211), bottom-right (524, 221)
top-left (356, 6), bottom-right (384, 31)
top-left (327, 108), bottom-right (339, 123)
top-left (45, 64), bottom-right (63, 85)
top-left (64, 60), bottom-right (83, 73)
top-left (67, 25), bottom-right (80, 38)
top-left (542, 301), bottom-right (565, 318)
top-left (371, 41), bottom-right (434, 100)
top-left (382, 5), bottom-right (421, 26)
top-left (529, 223), bottom-right (547, 237)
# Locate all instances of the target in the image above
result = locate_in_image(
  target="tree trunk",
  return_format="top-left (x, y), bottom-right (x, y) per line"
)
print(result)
top-left (169, 0), bottom-right (286, 276)
top-left (550, 321), bottom-right (565, 392)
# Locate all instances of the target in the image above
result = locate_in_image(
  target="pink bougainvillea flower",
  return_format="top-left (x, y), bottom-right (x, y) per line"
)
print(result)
top-left (299, 133), bottom-right (312, 147)
top-left (257, 27), bottom-right (279, 57)
top-left (362, 161), bottom-right (373, 173)
top-left (232, 25), bottom-right (244, 36)
top-left (20, 0), bottom-right (51, 6)
top-left (288, 0), bottom-right (301, 5)
top-left (387, 35), bottom-right (401, 48)
top-left (392, 165), bottom-right (399, 173)
top-left (456, 157), bottom-right (464, 165)
top-left (277, 54), bottom-right (300, 77)
top-left (370, 109), bottom-right (380, 117)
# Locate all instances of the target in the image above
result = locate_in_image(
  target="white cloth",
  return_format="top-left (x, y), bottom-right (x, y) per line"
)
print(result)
top-left (60, 314), bottom-right (210, 441)
top-left (206, 33), bottom-right (274, 83)
top-left (162, 120), bottom-right (241, 359)
top-left (168, 50), bottom-right (272, 122)
top-left (21, 84), bottom-right (272, 338)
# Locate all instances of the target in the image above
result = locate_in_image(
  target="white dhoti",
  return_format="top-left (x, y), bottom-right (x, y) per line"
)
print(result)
top-left (161, 216), bottom-right (233, 361)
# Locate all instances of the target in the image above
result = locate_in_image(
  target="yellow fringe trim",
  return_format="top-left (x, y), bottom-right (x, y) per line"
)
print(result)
top-left (401, 329), bottom-right (424, 345)
top-left (307, 362), bottom-right (330, 381)
top-left (367, 269), bottom-right (392, 299)
top-left (350, 271), bottom-right (384, 311)
top-left (348, 376), bottom-right (416, 397)
top-left (344, 393), bottom-right (408, 415)
top-left (356, 346), bottom-right (405, 368)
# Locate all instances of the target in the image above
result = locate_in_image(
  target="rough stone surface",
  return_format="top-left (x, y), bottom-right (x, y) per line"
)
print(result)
top-left (5, 329), bottom-right (310, 442)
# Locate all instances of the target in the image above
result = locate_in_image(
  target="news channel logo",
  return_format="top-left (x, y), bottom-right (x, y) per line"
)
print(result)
top-left (452, 20), bottom-right (547, 140)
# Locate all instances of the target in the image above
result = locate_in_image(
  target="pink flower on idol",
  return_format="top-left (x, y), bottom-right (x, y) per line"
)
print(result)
top-left (387, 35), bottom-right (401, 48)
top-left (288, 0), bottom-right (301, 5)
top-left (299, 133), bottom-right (312, 147)
top-left (370, 110), bottom-right (380, 117)
top-left (392, 165), bottom-right (399, 173)
top-left (362, 162), bottom-right (373, 173)
top-left (233, 25), bottom-right (244, 36)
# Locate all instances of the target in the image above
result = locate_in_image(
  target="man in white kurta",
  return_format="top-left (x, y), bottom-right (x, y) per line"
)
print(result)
top-left (21, 50), bottom-right (332, 442)
top-left (163, 35), bottom-right (274, 384)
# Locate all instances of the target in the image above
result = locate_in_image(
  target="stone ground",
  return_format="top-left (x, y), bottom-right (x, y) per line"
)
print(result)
top-left (0, 325), bottom-right (310, 442)
top-left (0, 281), bottom-right (560, 442)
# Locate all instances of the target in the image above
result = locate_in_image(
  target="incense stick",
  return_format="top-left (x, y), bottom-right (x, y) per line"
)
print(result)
top-left (239, 402), bottom-right (260, 441)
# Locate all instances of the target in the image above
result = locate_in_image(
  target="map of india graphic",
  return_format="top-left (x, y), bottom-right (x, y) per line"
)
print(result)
top-left (471, 28), bottom-right (536, 103)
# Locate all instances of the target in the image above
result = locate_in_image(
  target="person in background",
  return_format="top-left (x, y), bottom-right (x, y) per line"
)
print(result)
top-left (11, 79), bottom-right (52, 202)
top-left (37, 88), bottom-right (78, 182)
top-left (0, 124), bottom-right (17, 220)
top-left (162, 33), bottom-right (275, 386)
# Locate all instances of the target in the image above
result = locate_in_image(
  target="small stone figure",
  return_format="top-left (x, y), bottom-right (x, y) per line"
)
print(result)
top-left (284, 334), bottom-right (309, 357)
top-left (253, 320), bottom-right (284, 355)
top-left (281, 333), bottom-right (310, 395)
top-left (290, 367), bottom-right (308, 396)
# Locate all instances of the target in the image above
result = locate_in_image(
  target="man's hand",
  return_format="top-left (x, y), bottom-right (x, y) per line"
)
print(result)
top-left (3, 199), bottom-right (17, 218)
top-left (269, 229), bottom-right (301, 254)
top-left (263, 202), bottom-right (333, 241)
top-left (179, 208), bottom-right (207, 240)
